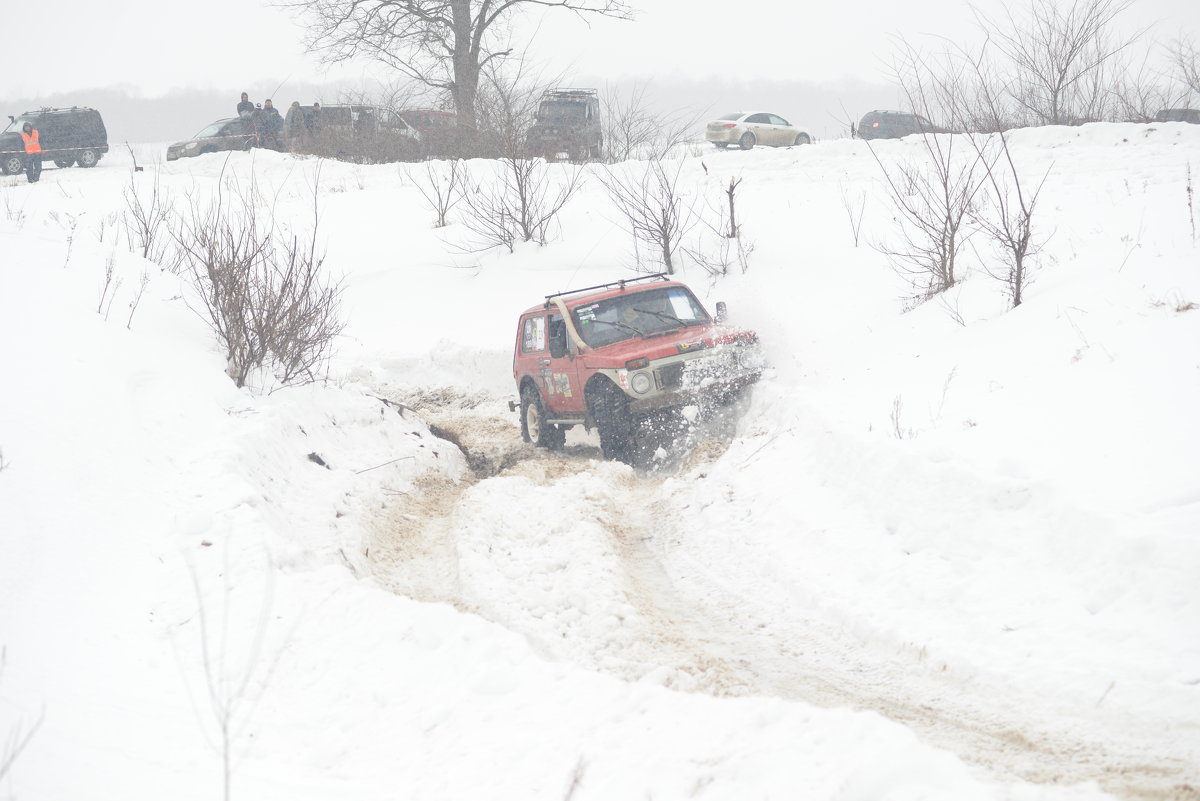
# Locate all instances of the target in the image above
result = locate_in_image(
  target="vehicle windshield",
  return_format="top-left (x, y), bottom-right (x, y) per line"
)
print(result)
top-left (538, 101), bottom-right (586, 120)
top-left (3, 117), bottom-right (35, 134)
top-left (718, 112), bottom-right (743, 121)
top-left (573, 286), bottom-right (710, 348)
top-left (193, 120), bottom-right (230, 138)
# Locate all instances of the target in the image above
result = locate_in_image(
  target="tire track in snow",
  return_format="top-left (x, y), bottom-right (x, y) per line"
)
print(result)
top-left (363, 395), bottom-right (1198, 801)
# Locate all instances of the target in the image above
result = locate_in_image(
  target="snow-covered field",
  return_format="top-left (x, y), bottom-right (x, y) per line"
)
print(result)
top-left (1, 124), bottom-right (1198, 801)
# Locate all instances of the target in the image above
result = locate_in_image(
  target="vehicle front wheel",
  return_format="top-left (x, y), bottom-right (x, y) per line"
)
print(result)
top-left (53, 157), bottom-right (75, 168)
top-left (713, 142), bottom-right (729, 149)
top-left (77, 149), bottom-right (99, 168)
top-left (1, 154), bottom-right (24, 175)
top-left (738, 132), bottom-right (756, 150)
top-left (591, 383), bottom-right (635, 463)
top-left (794, 133), bottom-right (812, 145)
top-left (521, 386), bottom-right (565, 450)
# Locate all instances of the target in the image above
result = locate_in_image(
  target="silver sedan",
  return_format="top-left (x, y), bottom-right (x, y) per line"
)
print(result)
top-left (706, 111), bottom-right (811, 150)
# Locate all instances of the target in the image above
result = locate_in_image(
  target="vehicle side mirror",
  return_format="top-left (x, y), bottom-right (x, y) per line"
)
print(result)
top-left (714, 301), bottom-right (727, 323)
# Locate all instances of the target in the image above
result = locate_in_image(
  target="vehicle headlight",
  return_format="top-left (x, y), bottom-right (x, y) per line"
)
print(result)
top-left (185, 142), bottom-right (198, 150)
top-left (631, 372), bottom-right (652, 394)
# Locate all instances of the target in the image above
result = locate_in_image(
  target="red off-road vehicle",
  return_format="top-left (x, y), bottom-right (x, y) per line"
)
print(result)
top-left (512, 274), bottom-right (763, 464)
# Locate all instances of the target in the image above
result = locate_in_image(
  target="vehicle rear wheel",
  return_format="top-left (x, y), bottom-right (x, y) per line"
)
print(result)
top-left (591, 383), bottom-right (635, 463)
top-left (77, 149), bottom-right (99, 168)
top-left (738, 132), bottom-right (756, 150)
top-left (53, 157), bottom-right (75, 168)
top-left (1, 154), bottom-right (24, 175)
top-left (521, 385), bottom-right (565, 450)
top-left (794, 133), bottom-right (812, 145)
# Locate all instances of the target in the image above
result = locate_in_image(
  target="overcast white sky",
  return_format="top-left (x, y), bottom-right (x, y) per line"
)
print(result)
top-left (6, 0), bottom-right (1199, 98)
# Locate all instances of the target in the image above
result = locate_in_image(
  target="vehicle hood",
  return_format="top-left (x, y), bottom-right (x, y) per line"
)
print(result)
top-left (0, 132), bottom-right (23, 150)
top-left (582, 324), bottom-right (758, 367)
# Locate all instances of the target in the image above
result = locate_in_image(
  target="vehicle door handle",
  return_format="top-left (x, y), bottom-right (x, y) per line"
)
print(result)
top-left (540, 359), bottom-right (551, 365)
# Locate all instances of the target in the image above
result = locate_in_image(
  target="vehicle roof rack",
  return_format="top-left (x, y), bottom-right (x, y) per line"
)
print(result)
top-left (542, 88), bottom-right (598, 98)
top-left (544, 273), bottom-right (670, 306)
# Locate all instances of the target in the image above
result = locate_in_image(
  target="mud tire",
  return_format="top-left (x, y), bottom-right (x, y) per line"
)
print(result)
top-left (520, 385), bottom-right (565, 450)
top-left (591, 383), bottom-right (636, 464)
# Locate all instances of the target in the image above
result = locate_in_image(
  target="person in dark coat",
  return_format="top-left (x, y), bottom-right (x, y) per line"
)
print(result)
top-left (285, 101), bottom-right (305, 152)
top-left (237, 92), bottom-right (253, 115)
top-left (260, 99), bottom-right (284, 150)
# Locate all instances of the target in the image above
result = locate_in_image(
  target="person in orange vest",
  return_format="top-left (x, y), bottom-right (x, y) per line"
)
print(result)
top-left (20, 121), bottom-right (42, 183)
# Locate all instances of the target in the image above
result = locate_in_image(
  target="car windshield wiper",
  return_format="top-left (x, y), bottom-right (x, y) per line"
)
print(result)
top-left (590, 319), bottom-right (644, 337)
top-left (633, 307), bottom-right (692, 328)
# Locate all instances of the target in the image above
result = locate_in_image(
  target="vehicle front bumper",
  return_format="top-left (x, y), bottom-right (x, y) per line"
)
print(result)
top-left (605, 340), bottom-right (765, 413)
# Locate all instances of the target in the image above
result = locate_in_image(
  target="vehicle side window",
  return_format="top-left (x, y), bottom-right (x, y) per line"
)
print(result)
top-left (548, 315), bottom-right (568, 359)
top-left (768, 115), bottom-right (789, 126)
top-left (521, 316), bottom-right (546, 353)
top-left (745, 113), bottom-right (770, 124)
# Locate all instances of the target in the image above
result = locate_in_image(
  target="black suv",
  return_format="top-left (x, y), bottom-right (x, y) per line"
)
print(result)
top-left (0, 106), bottom-right (109, 175)
top-left (526, 89), bottom-right (603, 161)
top-left (857, 110), bottom-right (946, 140)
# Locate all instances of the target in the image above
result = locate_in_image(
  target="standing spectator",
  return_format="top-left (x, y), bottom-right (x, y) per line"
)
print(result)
top-left (260, 99), bottom-right (284, 150)
top-left (285, 101), bottom-right (305, 152)
top-left (250, 103), bottom-right (264, 147)
top-left (237, 92), bottom-right (253, 115)
top-left (20, 121), bottom-right (42, 183)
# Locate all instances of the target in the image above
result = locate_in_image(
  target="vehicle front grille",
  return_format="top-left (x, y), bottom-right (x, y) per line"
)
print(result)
top-left (655, 362), bottom-right (684, 390)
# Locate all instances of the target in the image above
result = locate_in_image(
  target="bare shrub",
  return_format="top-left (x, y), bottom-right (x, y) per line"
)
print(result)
top-left (841, 185), bottom-right (867, 247)
top-left (173, 173), bottom-right (345, 389)
top-left (123, 169), bottom-right (181, 272)
top-left (600, 158), bottom-right (699, 274)
top-left (413, 159), bottom-right (465, 228)
top-left (602, 81), bottom-right (704, 162)
top-left (1188, 161), bottom-right (1196, 244)
top-left (457, 158), bottom-right (583, 252)
top-left (126, 270), bottom-right (151, 330)
top-left (685, 175), bottom-right (754, 278)
top-left (867, 136), bottom-right (985, 301)
top-left (97, 252), bottom-right (123, 320)
top-left (181, 549), bottom-right (289, 801)
top-left (1, 647), bottom-right (44, 785)
top-left (872, 43), bottom-right (988, 303)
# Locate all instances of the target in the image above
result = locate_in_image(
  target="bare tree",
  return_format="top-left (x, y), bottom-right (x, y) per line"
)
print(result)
top-left (457, 157), bottom-right (583, 251)
top-left (282, 0), bottom-right (632, 135)
top-left (971, 136), bottom-right (1051, 307)
top-left (1171, 36), bottom-right (1200, 96)
top-left (1109, 46), bottom-right (1190, 122)
top-left (602, 81), bottom-right (704, 163)
top-left (600, 158), bottom-right (698, 274)
top-left (974, 0), bottom-right (1144, 126)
